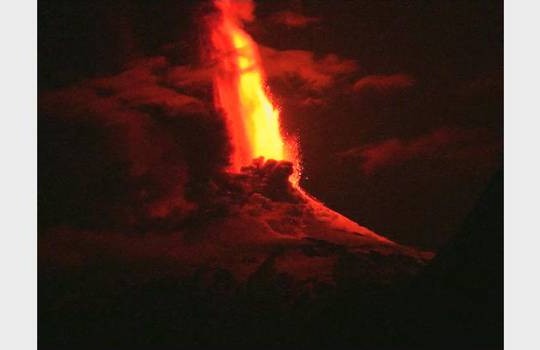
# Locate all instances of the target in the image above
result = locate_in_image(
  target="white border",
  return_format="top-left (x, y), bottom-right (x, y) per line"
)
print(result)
top-left (505, 1), bottom-right (540, 349)
top-left (1, 0), bottom-right (537, 349)
top-left (0, 0), bottom-right (37, 349)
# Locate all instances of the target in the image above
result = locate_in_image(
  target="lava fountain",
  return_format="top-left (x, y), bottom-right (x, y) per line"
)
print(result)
top-left (210, 0), bottom-right (299, 184)
top-left (208, 0), bottom-right (392, 243)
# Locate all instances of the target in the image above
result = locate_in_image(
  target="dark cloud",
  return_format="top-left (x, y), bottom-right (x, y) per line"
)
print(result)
top-left (269, 10), bottom-right (320, 28)
top-left (458, 73), bottom-right (502, 99)
top-left (353, 74), bottom-right (415, 93)
top-left (338, 127), bottom-right (501, 175)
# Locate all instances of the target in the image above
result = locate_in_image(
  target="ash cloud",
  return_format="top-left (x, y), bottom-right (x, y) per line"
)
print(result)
top-left (39, 56), bottom-right (230, 230)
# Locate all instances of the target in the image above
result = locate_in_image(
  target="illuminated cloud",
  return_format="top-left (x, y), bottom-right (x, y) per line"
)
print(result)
top-left (164, 46), bottom-right (358, 93)
top-left (353, 73), bottom-right (415, 93)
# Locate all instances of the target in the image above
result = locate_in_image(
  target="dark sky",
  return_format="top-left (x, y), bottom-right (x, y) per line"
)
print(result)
top-left (38, 0), bottom-right (502, 249)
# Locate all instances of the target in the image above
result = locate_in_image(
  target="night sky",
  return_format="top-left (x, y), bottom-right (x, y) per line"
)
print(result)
top-left (39, 0), bottom-right (502, 249)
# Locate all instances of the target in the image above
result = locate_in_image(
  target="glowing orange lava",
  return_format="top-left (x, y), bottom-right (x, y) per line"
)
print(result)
top-left (210, 0), bottom-right (299, 183)
top-left (208, 0), bottom-right (393, 243)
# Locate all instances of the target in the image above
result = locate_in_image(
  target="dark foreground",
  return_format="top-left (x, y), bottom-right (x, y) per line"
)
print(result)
top-left (39, 170), bottom-right (502, 348)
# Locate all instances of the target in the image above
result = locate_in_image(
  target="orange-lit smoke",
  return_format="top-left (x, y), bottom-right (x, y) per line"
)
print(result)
top-left (210, 0), bottom-right (299, 183)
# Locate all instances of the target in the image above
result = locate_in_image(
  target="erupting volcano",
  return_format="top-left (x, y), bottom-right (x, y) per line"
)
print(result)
top-left (38, 1), bottom-right (452, 347)
top-left (208, 0), bottom-right (396, 242)
top-left (210, 0), bottom-right (299, 183)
